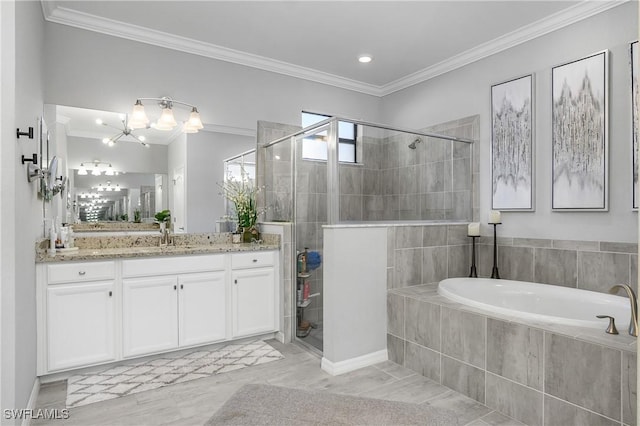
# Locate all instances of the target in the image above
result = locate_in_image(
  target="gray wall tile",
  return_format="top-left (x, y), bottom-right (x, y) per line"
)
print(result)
top-left (552, 239), bottom-right (600, 251)
top-left (394, 248), bottom-right (422, 287)
top-left (387, 228), bottom-right (395, 267)
top-left (623, 351), bottom-right (637, 426)
top-left (534, 248), bottom-right (577, 287)
top-left (485, 373), bottom-right (543, 426)
top-left (498, 246), bottom-right (534, 282)
top-left (545, 333), bottom-right (621, 420)
top-left (578, 251), bottom-right (630, 294)
top-left (600, 242), bottom-right (638, 254)
top-left (486, 319), bottom-right (543, 390)
top-left (421, 162), bottom-right (445, 193)
top-left (544, 395), bottom-right (619, 426)
top-left (404, 341), bottom-right (440, 382)
top-left (405, 298), bottom-right (440, 351)
top-left (387, 293), bottom-right (404, 338)
top-left (447, 224), bottom-right (470, 245)
top-left (396, 226), bottom-right (423, 249)
top-left (452, 158), bottom-right (472, 191)
top-left (448, 245), bottom-right (471, 278)
top-left (387, 334), bottom-right (404, 365)
top-left (422, 246), bottom-right (448, 284)
top-left (423, 225), bottom-right (448, 247)
top-left (441, 355), bottom-right (485, 403)
top-left (513, 238), bottom-right (552, 248)
top-left (441, 307), bottom-right (486, 368)
top-left (632, 254), bottom-right (638, 295)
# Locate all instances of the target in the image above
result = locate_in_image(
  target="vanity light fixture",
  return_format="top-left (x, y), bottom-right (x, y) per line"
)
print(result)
top-left (78, 161), bottom-right (119, 176)
top-left (128, 97), bottom-right (203, 133)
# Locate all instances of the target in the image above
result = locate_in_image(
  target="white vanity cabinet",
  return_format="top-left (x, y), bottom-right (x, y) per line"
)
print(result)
top-left (121, 255), bottom-right (226, 358)
top-left (37, 250), bottom-right (278, 376)
top-left (231, 252), bottom-right (276, 337)
top-left (41, 261), bottom-right (117, 372)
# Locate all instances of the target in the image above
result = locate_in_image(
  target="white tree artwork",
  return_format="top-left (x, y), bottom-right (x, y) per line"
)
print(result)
top-left (491, 74), bottom-right (533, 210)
top-left (552, 51), bottom-right (608, 210)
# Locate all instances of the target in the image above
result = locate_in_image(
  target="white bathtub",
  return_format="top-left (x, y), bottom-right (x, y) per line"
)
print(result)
top-left (437, 277), bottom-right (632, 330)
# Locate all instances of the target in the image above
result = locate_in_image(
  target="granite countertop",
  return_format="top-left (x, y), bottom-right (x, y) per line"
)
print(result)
top-left (36, 232), bottom-right (280, 263)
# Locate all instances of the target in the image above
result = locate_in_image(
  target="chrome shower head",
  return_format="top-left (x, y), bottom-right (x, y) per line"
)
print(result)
top-left (408, 138), bottom-right (422, 149)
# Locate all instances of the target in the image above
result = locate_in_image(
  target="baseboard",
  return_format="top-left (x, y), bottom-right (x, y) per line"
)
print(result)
top-left (21, 377), bottom-right (40, 426)
top-left (321, 349), bottom-right (388, 376)
top-left (275, 331), bottom-right (285, 343)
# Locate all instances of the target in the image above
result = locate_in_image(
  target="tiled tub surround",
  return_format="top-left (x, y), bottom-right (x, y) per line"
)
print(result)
top-left (387, 285), bottom-right (637, 426)
top-left (386, 224), bottom-right (638, 425)
top-left (473, 237), bottom-right (638, 295)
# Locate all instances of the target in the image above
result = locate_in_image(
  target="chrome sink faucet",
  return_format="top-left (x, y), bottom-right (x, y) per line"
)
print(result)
top-left (159, 227), bottom-right (173, 246)
top-left (609, 284), bottom-right (638, 337)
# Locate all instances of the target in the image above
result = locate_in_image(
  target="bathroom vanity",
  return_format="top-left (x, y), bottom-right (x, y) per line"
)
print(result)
top-left (35, 235), bottom-right (280, 377)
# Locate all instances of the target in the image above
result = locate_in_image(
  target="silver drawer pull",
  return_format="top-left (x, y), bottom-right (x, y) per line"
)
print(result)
top-left (78, 271), bottom-right (86, 276)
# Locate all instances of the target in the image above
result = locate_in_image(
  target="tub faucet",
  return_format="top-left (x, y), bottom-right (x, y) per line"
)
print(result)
top-left (609, 284), bottom-right (638, 337)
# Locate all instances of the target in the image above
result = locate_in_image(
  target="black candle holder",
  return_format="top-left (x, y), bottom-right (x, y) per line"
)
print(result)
top-left (490, 223), bottom-right (502, 279)
top-left (468, 235), bottom-right (478, 278)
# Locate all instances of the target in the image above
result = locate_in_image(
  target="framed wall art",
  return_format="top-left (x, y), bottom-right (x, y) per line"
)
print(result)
top-left (551, 50), bottom-right (608, 211)
top-left (491, 74), bottom-right (534, 210)
top-left (631, 41), bottom-right (638, 210)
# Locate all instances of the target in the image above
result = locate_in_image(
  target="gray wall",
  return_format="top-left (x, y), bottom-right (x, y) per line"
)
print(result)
top-left (381, 2), bottom-right (638, 243)
top-left (1, 0), bottom-right (45, 416)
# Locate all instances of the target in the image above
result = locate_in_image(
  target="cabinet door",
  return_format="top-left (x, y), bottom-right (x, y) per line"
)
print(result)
top-left (122, 276), bottom-right (178, 357)
top-left (47, 281), bottom-right (115, 371)
top-left (178, 271), bottom-right (227, 347)
top-left (231, 267), bottom-right (276, 337)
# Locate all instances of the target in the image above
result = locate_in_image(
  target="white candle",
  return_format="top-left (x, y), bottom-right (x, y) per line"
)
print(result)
top-left (489, 210), bottom-right (501, 224)
top-left (467, 222), bottom-right (480, 237)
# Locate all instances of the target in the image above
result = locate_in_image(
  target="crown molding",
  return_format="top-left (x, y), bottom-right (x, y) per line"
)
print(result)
top-left (379, 0), bottom-right (628, 96)
top-left (42, 0), bottom-right (628, 98)
top-left (41, 2), bottom-right (381, 96)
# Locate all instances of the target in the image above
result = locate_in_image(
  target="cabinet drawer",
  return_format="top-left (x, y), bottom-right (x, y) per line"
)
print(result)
top-left (231, 251), bottom-right (275, 269)
top-left (122, 254), bottom-right (225, 277)
top-left (47, 261), bottom-right (115, 284)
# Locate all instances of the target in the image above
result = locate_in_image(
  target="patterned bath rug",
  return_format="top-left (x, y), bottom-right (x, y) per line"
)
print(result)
top-left (65, 340), bottom-right (283, 408)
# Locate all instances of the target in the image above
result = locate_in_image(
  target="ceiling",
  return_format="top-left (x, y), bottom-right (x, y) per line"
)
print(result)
top-left (41, 0), bottom-right (626, 97)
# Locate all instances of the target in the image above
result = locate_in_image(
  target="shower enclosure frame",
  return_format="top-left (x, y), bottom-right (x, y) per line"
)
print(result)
top-left (262, 116), bottom-right (475, 353)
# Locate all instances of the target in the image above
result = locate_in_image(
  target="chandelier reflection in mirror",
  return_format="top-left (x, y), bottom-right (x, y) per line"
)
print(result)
top-left (128, 97), bottom-right (204, 134)
top-left (96, 115), bottom-right (149, 147)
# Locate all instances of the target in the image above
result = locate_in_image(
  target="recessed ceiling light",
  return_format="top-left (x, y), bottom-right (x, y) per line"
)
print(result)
top-left (358, 55), bottom-right (373, 64)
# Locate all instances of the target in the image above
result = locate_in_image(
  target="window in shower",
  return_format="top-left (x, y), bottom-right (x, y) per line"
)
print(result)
top-left (301, 111), bottom-right (357, 163)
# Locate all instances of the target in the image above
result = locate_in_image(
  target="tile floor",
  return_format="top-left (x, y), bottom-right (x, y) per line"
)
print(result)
top-left (65, 340), bottom-right (282, 408)
top-left (34, 340), bottom-right (523, 426)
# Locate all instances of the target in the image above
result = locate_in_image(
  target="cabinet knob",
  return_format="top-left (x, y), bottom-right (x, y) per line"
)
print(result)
top-left (108, 291), bottom-right (112, 297)
top-left (234, 279), bottom-right (238, 284)
top-left (173, 285), bottom-right (177, 290)
top-left (252, 259), bottom-right (258, 263)
top-left (180, 284), bottom-right (184, 289)
top-left (78, 271), bottom-right (86, 276)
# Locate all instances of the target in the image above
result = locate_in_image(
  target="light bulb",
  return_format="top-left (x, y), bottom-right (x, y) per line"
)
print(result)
top-left (102, 138), bottom-right (110, 144)
top-left (78, 163), bottom-right (87, 175)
